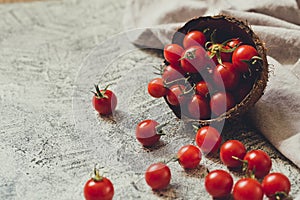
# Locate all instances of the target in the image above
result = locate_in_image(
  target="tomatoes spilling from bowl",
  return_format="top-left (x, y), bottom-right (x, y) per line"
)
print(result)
top-left (148, 29), bottom-right (262, 121)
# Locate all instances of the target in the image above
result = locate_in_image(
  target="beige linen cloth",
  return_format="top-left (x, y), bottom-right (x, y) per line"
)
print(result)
top-left (123, 0), bottom-right (300, 169)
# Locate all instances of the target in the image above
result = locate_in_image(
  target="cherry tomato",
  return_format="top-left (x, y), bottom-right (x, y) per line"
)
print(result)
top-left (213, 62), bottom-right (240, 91)
top-left (226, 38), bottom-right (241, 49)
top-left (220, 140), bottom-right (247, 168)
top-left (164, 44), bottom-right (184, 65)
top-left (187, 94), bottom-right (210, 120)
top-left (162, 64), bottom-right (186, 83)
top-left (243, 149), bottom-right (272, 179)
top-left (145, 162), bottom-right (171, 190)
top-left (148, 78), bottom-right (167, 98)
top-left (232, 45), bottom-right (259, 73)
top-left (195, 81), bottom-right (210, 98)
top-left (183, 30), bottom-right (206, 48)
top-left (262, 172), bottom-right (291, 200)
top-left (210, 92), bottom-right (235, 116)
top-left (166, 84), bottom-right (187, 106)
top-left (180, 46), bottom-right (207, 73)
top-left (177, 144), bottom-right (202, 169)
top-left (195, 126), bottom-right (222, 154)
top-left (92, 85), bottom-right (117, 115)
top-left (135, 119), bottom-right (163, 147)
top-left (84, 169), bottom-right (114, 200)
top-left (205, 169), bottom-right (233, 198)
top-left (233, 178), bottom-right (263, 200)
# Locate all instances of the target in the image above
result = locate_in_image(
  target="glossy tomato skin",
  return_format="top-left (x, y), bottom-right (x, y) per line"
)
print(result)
top-left (220, 140), bottom-right (247, 168)
top-left (232, 45), bottom-right (258, 73)
top-left (180, 46), bottom-right (207, 73)
top-left (162, 64), bottom-right (186, 83)
top-left (148, 78), bottom-right (167, 98)
top-left (262, 172), bottom-right (291, 200)
top-left (183, 30), bottom-right (206, 48)
top-left (195, 126), bottom-right (222, 154)
top-left (92, 90), bottom-right (117, 115)
top-left (210, 92), bottom-right (235, 116)
top-left (164, 44), bottom-right (184, 65)
top-left (187, 94), bottom-right (210, 120)
top-left (195, 81), bottom-right (211, 98)
top-left (205, 169), bottom-right (233, 198)
top-left (145, 162), bottom-right (171, 190)
top-left (84, 178), bottom-right (114, 200)
top-left (213, 62), bottom-right (240, 91)
top-left (233, 178), bottom-right (263, 200)
top-left (243, 149), bottom-right (272, 179)
top-left (177, 144), bottom-right (202, 169)
top-left (136, 119), bottom-right (161, 147)
top-left (166, 84), bottom-right (187, 106)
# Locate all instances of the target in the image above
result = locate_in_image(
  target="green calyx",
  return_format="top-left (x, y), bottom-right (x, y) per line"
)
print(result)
top-left (92, 84), bottom-right (110, 99)
top-left (91, 167), bottom-right (104, 182)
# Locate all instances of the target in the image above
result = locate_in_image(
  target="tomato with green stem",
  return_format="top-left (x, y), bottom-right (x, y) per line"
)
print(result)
top-left (135, 119), bottom-right (164, 147)
top-left (232, 45), bottom-right (259, 73)
top-left (166, 84), bottom-right (187, 106)
top-left (92, 84), bottom-right (117, 115)
top-left (84, 168), bottom-right (114, 200)
top-left (243, 149), bottom-right (272, 179)
top-left (180, 46), bottom-right (207, 73)
top-left (220, 140), bottom-right (247, 168)
top-left (262, 172), bottom-right (291, 200)
top-left (148, 78), bottom-right (168, 98)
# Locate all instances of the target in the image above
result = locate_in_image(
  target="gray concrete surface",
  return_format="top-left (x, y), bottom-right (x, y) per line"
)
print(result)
top-left (0, 0), bottom-right (299, 199)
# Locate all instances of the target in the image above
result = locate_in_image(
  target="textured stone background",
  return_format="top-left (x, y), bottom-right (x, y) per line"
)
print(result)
top-left (0, 0), bottom-right (299, 199)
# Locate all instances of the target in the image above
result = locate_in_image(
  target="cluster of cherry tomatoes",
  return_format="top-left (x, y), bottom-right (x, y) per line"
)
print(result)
top-left (136, 120), bottom-right (291, 200)
top-left (87, 30), bottom-right (290, 200)
top-left (148, 30), bottom-right (262, 119)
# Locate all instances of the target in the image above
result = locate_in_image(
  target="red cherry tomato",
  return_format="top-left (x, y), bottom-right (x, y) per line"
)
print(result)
top-left (226, 38), bottom-right (241, 49)
top-left (92, 85), bottom-right (117, 115)
top-left (180, 46), bottom-right (207, 73)
top-left (148, 78), bottom-right (167, 98)
top-left (243, 149), bottom-right (272, 179)
top-left (177, 144), bottom-right (202, 169)
top-left (195, 126), bottom-right (222, 154)
top-left (145, 162), bottom-right (171, 190)
top-left (166, 84), bottom-right (187, 106)
top-left (210, 92), bottom-right (235, 116)
top-left (213, 62), bottom-right (240, 91)
top-left (232, 45), bottom-right (259, 73)
top-left (233, 178), bottom-right (263, 200)
top-left (135, 119), bottom-right (162, 147)
top-left (205, 169), bottom-right (233, 198)
top-left (187, 94), bottom-right (210, 120)
top-left (220, 140), bottom-right (247, 168)
top-left (84, 169), bottom-right (114, 200)
top-left (164, 44), bottom-right (184, 65)
top-left (183, 30), bottom-right (206, 48)
top-left (262, 172), bottom-right (291, 200)
top-left (162, 64), bottom-right (186, 83)
top-left (195, 81), bottom-right (211, 98)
